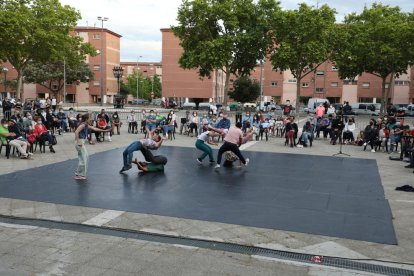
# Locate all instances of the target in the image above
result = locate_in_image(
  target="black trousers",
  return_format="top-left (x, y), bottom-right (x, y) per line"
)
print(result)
top-left (217, 141), bottom-right (246, 165)
top-left (140, 145), bottom-right (167, 165)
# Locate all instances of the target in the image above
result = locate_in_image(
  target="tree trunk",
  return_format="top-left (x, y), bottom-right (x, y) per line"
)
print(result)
top-left (223, 69), bottom-right (231, 106)
top-left (380, 77), bottom-right (386, 116)
top-left (296, 78), bottom-right (301, 115)
top-left (384, 73), bottom-right (394, 114)
top-left (16, 70), bottom-right (23, 100)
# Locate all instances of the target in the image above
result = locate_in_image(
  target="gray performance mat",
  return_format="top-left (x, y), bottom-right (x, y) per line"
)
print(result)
top-left (0, 146), bottom-right (397, 244)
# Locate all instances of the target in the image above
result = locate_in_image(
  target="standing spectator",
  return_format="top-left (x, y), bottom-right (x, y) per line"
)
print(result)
top-left (342, 101), bottom-right (352, 122)
top-left (323, 101), bottom-right (329, 114)
top-left (283, 100), bottom-right (292, 116)
top-left (51, 96), bottom-right (57, 111)
top-left (316, 103), bottom-right (325, 118)
top-left (2, 98), bottom-right (13, 120)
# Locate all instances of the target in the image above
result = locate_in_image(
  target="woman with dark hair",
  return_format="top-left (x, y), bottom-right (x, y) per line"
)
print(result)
top-left (74, 113), bottom-right (111, 180)
top-left (111, 111), bottom-right (122, 135)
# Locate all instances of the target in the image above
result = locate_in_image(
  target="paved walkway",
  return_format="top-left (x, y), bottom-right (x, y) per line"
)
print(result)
top-left (0, 112), bottom-right (413, 275)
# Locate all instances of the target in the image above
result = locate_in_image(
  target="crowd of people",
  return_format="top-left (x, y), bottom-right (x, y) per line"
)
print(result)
top-left (2, 99), bottom-right (413, 180)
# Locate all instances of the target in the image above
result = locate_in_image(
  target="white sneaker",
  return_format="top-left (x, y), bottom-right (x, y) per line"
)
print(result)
top-left (27, 152), bottom-right (33, 156)
top-left (371, 149), bottom-right (376, 153)
top-left (108, 137), bottom-right (112, 142)
top-left (196, 158), bottom-right (202, 165)
top-left (245, 158), bottom-right (249, 166)
top-left (214, 164), bottom-right (220, 169)
top-left (363, 142), bottom-right (367, 146)
top-left (297, 144), bottom-right (303, 148)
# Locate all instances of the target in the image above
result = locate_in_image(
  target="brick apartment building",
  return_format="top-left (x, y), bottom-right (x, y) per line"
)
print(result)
top-left (161, 28), bottom-right (413, 106)
top-left (1, 26), bottom-right (122, 105)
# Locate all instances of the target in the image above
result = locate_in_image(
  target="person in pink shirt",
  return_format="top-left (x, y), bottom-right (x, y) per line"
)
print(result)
top-left (316, 103), bottom-right (325, 118)
top-left (215, 122), bottom-right (249, 169)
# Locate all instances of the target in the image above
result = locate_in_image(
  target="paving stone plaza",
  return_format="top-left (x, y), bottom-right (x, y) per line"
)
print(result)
top-left (0, 107), bottom-right (413, 275)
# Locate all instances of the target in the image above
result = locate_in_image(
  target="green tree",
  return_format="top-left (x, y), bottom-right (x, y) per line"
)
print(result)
top-left (0, 0), bottom-right (89, 100)
top-left (333, 3), bottom-right (414, 114)
top-left (228, 75), bottom-right (260, 103)
top-left (172, 0), bottom-right (279, 105)
top-left (126, 71), bottom-right (162, 100)
top-left (23, 61), bottom-right (94, 100)
top-left (269, 3), bottom-right (337, 112)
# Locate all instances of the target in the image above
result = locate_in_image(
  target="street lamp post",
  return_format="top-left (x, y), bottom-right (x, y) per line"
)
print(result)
top-left (97, 16), bottom-right (108, 106)
top-left (112, 66), bottom-right (124, 95)
top-left (136, 56), bottom-right (142, 99)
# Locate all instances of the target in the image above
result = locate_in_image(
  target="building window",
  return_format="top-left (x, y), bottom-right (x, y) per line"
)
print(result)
top-left (287, 79), bottom-right (297, 83)
top-left (343, 80), bottom-right (357, 85)
top-left (385, 83), bottom-right (389, 88)
top-left (93, 34), bottom-right (101, 40)
top-left (271, 81), bottom-right (278, 87)
top-left (316, 71), bottom-right (325, 76)
top-left (302, 82), bottom-right (309, 87)
top-left (362, 82), bottom-right (370, 88)
top-left (331, 82), bottom-right (338, 87)
top-left (315, 88), bottom-right (324, 93)
top-left (52, 84), bottom-right (58, 91)
top-left (331, 65), bottom-right (338, 71)
top-left (93, 65), bottom-right (100, 71)
top-left (358, 97), bottom-right (373, 103)
top-left (395, 80), bottom-right (409, 86)
top-left (93, 81), bottom-right (100, 86)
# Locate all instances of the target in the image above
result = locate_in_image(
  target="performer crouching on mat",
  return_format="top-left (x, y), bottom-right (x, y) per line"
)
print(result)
top-left (195, 126), bottom-right (222, 165)
top-left (132, 144), bottom-right (167, 173)
top-left (215, 122), bottom-right (250, 169)
top-left (74, 113), bottom-right (112, 180)
top-left (120, 128), bottom-right (164, 173)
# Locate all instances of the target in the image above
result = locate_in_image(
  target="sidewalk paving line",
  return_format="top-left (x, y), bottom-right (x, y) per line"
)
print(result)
top-left (82, 210), bottom-right (125, 226)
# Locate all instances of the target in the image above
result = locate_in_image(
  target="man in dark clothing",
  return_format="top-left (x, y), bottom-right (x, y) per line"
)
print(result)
top-left (2, 98), bottom-right (13, 120)
top-left (342, 101), bottom-right (352, 122)
top-left (330, 116), bottom-right (344, 145)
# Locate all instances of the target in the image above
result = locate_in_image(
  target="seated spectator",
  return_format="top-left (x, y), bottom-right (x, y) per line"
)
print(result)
top-left (330, 115), bottom-right (344, 145)
top-left (155, 111), bottom-right (166, 128)
top-left (22, 112), bottom-right (34, 133)
top-left (298, 121), bottom-right (314, 147)
top-left (67, 108), bottom-right (78, 131)
top-left (57, 107), bottom-right (68, 132)
top-left (188, 111), bottom-right (200, 137)
top-left (343, 118), bottom-right (356, 144)
top-left (33, 118), bottom-right (56, 153)
top-left (378, 124), bottom-right (390, 152)
top-left (145, 110), bottom-right (157, 132)
top-left (112, 111), bottom-right (122, 135)
top-left (363, 119), bottom-right (379, 152)
top-left (95, 116), bottom-right (112, 142)
top-left (163, 110), bottom-right (176, 137)
top-left (284, 117), bottom-right (295, 147)
top-left (127, 110), bottom-right (138, 134)
top-left (0, 119), bottom-right (32, 159)
top-left (215, 113), bottom-right (231, 132)
top-left (259, 118), bottom-right (270, 141)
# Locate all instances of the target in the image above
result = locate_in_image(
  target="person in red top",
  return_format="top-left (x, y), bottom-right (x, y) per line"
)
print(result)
top-left (33, 116), bottom-right (56, 153)
top-left (215, 122), bottom-right (249, 169)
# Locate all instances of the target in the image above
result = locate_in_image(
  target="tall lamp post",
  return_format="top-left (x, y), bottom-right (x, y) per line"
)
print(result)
top-left (112, 66), bottom-right (124, 95)
top-left (136, 56), bottom-right (142, 99)
top-left (2, 67), bottom-right (8, 98)
top-left (97, 16), bottom-right (108, 106)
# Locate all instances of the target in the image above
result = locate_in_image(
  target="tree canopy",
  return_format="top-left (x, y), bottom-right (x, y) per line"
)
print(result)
top-left (0, 0), bottom-right (95, 99)
top-left (24, 61), bottom-right (94, 100)
top-left (332, 3), bottom-right (414, 114)
top-left (228, 76), bottom-right (260, 103)
top-left (269, 3), bottom-right (337, 112)
top-left (125, 71), bottom-right (162, 100)
top-left (172, 0), bottom-right (279, 105)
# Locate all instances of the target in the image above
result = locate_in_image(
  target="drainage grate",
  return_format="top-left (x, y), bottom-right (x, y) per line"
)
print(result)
top-left (0, 215), bottom-right (412, 276)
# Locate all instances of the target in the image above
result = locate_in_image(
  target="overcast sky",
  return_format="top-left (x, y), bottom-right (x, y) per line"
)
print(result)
top-left (60, 0), bottom-right (413, 63)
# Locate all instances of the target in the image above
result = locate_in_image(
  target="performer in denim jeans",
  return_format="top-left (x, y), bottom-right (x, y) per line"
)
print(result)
top-left (74, 113), bottom-right (111, 180)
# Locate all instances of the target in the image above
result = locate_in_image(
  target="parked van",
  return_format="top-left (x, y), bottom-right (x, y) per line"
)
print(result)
top-left (349, 103), bottom-right (380, 116)
top-left (305, 98), bottom-right (330, 113)
top-left (405, 104), bottom-right (414, 117)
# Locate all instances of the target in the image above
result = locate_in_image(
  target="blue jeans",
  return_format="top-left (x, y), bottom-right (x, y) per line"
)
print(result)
top-left (122, 141), bottom-right (142, 169)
